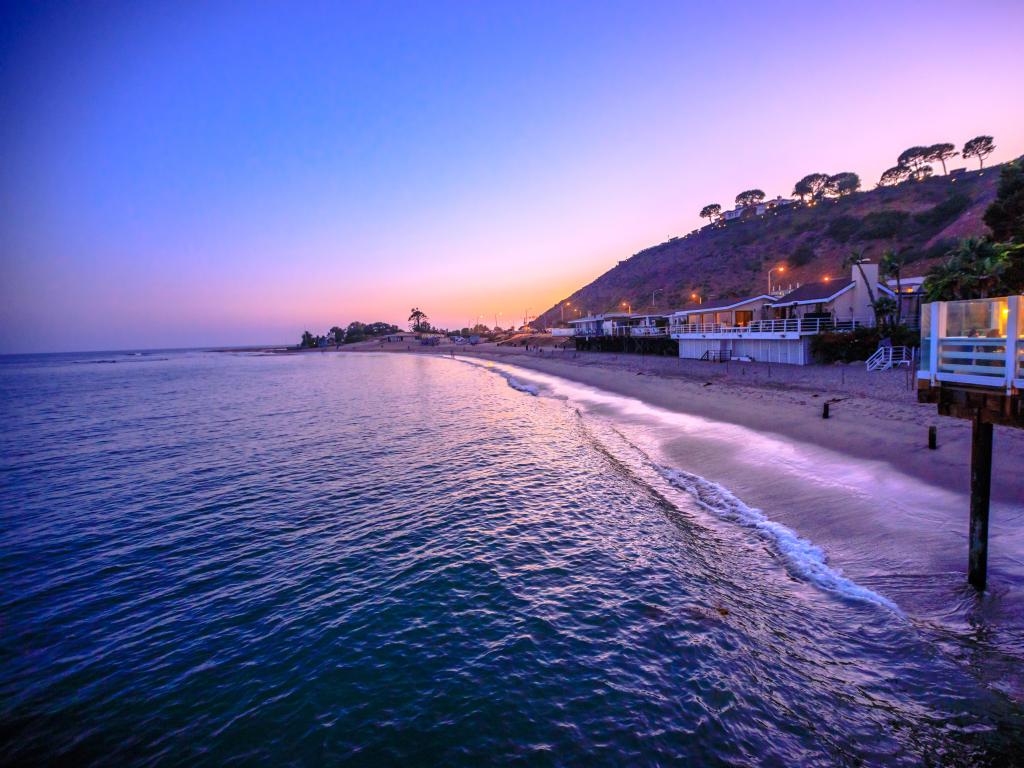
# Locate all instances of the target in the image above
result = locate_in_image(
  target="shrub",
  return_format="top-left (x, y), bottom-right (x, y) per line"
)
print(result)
top-left (858, 210), bottom-right (910, 239)
top-left (810, 328), bottom-right (882, 363)
top-left (789, 242), bottom-right (816, 267)
top-left (810, 326), bottom-right (920, 363)
top-left (903, 237), bottom-right (956, 264)
top-left (914, 192), bottom-right (970, 228)
top-left (826, 215), bottom-right (861, 243)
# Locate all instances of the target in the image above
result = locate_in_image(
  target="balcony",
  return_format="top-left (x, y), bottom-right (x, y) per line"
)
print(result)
top-left (669, 318), bottom-right (867, 337)
top-left (918, 296), bottom-right (1023, 390)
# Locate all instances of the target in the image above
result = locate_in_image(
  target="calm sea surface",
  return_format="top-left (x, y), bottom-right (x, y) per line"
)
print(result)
top-left (1, 350), bottom-right (1022, 766)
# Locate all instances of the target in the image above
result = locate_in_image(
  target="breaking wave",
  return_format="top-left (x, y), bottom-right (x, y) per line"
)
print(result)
top-left (657, 465), bottom-right (902, 613)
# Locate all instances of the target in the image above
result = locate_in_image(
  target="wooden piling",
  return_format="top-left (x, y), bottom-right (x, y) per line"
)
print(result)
top-left (822, 402), bottom-right (830, 419)
top-left (928, 425), bottom-right (937, 450)
top-left (968, 411), bottom-right (993, 591)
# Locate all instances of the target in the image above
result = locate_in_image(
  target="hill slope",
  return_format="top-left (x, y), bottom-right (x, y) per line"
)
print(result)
top-left (537, 167), bottom-right (1002, 326)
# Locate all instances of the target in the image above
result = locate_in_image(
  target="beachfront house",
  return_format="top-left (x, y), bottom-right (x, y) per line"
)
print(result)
top-left (608, 313), bottom-right (669, 337)
top-left (568, 312), bottom-right (633, 338)
top-left (671, 263), bottom-right (894, 364)
top-left (669, 295), bottom-right (777, 333)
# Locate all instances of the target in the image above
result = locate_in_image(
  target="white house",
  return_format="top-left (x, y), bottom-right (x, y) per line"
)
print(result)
top-left (671, 263), bottom-right (894, 364)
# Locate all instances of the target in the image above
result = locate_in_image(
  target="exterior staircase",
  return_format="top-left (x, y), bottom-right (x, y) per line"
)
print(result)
top-left (866, 345), bottom-right (912, 371)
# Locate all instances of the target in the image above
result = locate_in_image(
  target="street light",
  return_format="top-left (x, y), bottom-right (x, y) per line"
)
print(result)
top-left (651, 288), bottom-right (664, 309)
top-left (621, 301), bottom-right (631, 314)
top-left (690, 292), bottom-right (702, 305)
top-left (769, 265), bottom-right (786, 293)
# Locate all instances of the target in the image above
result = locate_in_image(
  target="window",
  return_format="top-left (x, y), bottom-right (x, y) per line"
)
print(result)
top-left (735, 310), bottom-right (753, 327)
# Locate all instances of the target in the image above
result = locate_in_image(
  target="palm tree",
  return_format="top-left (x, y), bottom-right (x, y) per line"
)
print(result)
top-left (923, 239), bottom-right (1003, 301)
top-left (408, 307), bottom-right (428, 331)
top-left (879, 249), bottom-right (905, 326)
top-left (843, 250), bottom-right (886, 328)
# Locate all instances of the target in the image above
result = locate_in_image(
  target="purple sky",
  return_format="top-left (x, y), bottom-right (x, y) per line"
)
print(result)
top-left (2, 1), bottom-right (1022, 352)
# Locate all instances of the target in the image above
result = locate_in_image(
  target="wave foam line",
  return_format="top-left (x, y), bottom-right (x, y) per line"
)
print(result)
top-left (658, 465), bottom-right (902, 614)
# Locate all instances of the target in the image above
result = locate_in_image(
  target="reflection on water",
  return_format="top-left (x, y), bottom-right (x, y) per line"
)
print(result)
top-left (1, 351), bottom-right (1021, 766)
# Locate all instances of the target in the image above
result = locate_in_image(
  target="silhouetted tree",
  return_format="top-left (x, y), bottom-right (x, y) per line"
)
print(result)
top-left (793, 173), bottom-right (829, 202)
top-left (897, 146), bottom-right (932, 180)
top-left (408, 308), bottom-right (429, 331)
top-left (826, 172), bottom-right (860, 197)
top-left (699, 203), bottom-right (722, 224)
top-left (735, 189), bottom-right (765, 207)
top-left (962, 135), bottom-right (995, 169)
top-left (878, 165), bottom-right (911, 187)
top-left (300, 330), bottom-right (316, 348)
top-left (926, 143), bottom-right (958, 175)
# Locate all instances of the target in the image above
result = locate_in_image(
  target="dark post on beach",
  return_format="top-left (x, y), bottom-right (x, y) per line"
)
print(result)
top-left (928, 425), bottom-right (937, 450)
top-left (822, 402), bottom-right (830, 419)
top-left (969, 411), bottom-right (993, 591)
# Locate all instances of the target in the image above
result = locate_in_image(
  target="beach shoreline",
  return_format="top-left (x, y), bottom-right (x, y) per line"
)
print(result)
top-left (335, 340), bottom-right (1024, 504)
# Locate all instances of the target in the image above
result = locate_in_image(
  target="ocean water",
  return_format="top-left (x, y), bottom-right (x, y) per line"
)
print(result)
top-left (1, 350), bottom-right (1022, 766)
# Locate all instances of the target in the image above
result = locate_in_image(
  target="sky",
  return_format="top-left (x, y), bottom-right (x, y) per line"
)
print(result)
top-left (2, 1), bottom-right (1023, 352)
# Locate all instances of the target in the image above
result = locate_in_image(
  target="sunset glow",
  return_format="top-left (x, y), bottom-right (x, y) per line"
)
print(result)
top-left (1, 1), bottom-right (1022, 351)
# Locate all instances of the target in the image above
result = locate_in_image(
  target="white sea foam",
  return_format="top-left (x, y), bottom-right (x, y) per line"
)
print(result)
top-left (657, 465), bottom-right (902, 613)
top-left (505, 376), bottom-right (539, 396)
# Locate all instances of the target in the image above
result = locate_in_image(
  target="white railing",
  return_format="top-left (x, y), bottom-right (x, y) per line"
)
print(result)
top-left (936, 338), bottom-right (1007, 378)
top-left (629, 326), bottom-right (669, 337)
top-left (866, 345), bottom-right (912, 371)
top-left (918, 296), bottom-right (1022, 389)
top-left (670, 318), bottom-right (867, 336)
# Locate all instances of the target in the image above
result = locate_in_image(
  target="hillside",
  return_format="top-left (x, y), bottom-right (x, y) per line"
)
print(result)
top-left (536, 166), bottom-right (1003, 326)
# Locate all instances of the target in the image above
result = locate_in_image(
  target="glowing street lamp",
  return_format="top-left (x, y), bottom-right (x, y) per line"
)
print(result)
top-left (769, 265), bottom-right (786, 293)
top-left (690, 292), bottom-right (703, 305)
top-left (621, 301), bottom-right (632, 314)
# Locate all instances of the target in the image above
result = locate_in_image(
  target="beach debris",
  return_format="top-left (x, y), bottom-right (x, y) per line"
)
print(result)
top-left (929, 425), bottom-right (938, 450)
top-left (703, 381), bottom-right (713, 387)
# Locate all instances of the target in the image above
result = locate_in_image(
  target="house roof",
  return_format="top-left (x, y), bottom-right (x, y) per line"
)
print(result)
top-left (771, 280), bottom-right (854, 306)
top-left (670, 294), bottom-right (776, 317)
top-left (772, 279), bottom-right (896, 306)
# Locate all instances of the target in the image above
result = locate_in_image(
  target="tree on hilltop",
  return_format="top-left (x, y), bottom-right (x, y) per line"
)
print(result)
top-left (793, 173), bottom-right (829, 202)
top-left (926, 143), bottom-right (958, 175)
top-left (735, 189), bottom-right (765, 207)
top-left (897, 146), bottom-right (932, 180)
top-left (962, 135), bottom-right (995, 169)
top-left (826, 172), bottom-right (860, 197)
top-left (878, 165), bottom-right (911, 187)
top-left (699, 203), bottom-right (722, 224)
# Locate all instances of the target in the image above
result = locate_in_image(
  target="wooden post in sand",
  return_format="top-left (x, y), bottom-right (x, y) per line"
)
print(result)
top-left (969, 410), bottom-right (993, 591)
